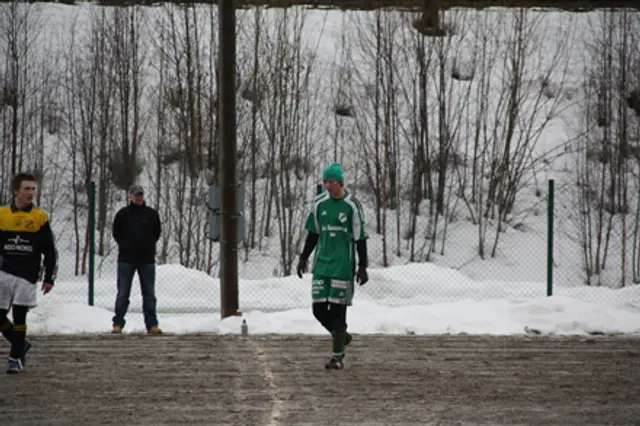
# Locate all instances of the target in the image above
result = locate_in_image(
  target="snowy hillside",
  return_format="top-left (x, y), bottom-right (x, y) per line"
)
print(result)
top-left (1, 3), bottom-right (640, 325)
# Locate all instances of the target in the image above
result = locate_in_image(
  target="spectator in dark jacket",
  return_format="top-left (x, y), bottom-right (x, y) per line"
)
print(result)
top-left (111, 184), bottom-right (162, 335)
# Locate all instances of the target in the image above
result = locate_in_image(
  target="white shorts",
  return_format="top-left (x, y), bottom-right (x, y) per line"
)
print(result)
top-left (0, 270), bottom-right (37, 310)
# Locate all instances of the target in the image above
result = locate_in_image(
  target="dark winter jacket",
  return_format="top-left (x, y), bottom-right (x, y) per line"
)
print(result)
top-left (112, 202), bottom-right (161, 264)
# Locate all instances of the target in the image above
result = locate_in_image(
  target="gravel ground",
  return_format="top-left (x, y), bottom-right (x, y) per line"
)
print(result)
top-left (1, 334), bottom-right (639, 426)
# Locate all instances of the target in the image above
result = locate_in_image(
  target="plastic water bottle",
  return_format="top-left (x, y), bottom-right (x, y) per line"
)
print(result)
top-left (241, 319), bottom-right (248, 337)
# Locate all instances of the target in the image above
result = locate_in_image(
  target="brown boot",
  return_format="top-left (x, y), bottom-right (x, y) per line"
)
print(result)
top-left (147, 326), bottom-right (163, 335)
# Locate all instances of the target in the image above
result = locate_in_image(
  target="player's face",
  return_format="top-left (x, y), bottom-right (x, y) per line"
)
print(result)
top-left (15, 180), bottom-right (37, 207)
top-left (324, 179), bottom-right (342, 197)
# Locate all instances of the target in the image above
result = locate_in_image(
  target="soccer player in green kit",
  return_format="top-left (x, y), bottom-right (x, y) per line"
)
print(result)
top-left (296, 162), bottom-right (369, 370)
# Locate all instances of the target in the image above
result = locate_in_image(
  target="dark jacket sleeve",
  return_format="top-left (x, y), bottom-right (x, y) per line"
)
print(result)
top-left (39, 221), bottom-right (58, 285)
top-left (112, 209), bottom-right (122, 244)
top-left (153, 209), bottom-right (161, 242)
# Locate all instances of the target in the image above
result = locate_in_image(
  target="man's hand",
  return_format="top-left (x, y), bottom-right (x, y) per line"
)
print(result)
top-left (41, 282), bottom-right (53, 294)
top-left (296, 257), bottom-right (308, 279)
top-left (356, 265), bottom-right (368, 286)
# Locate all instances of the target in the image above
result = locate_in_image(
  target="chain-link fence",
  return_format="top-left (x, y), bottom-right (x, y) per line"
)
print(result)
top-left (42, 176), bottom-right (640, 322)
top-left (10, 4), bottom-right (639, 321)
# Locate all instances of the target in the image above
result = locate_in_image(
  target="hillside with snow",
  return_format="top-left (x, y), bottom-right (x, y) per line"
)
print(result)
top-left (1, 3), bottom-right (639, 333)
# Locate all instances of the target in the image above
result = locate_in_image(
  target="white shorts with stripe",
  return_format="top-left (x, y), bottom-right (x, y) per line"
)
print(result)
top-left (0, 270), bottom-right (38, 310)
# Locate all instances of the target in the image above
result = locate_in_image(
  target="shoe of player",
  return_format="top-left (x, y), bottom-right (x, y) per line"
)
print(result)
top-left (325, 357), bottom-right (344, 370)
top-left (111, 325), bottom-right (122, 334)
top-left (7, 357), bottom-right (23, 374)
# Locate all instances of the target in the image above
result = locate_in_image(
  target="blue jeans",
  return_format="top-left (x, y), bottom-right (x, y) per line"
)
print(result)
top-left (112, 262), bottom-right (158, 330)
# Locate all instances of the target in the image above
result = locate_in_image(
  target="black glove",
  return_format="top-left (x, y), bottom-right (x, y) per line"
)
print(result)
top-left (356, 265), bottom-right (368, 286)
top-left (296, 257), bottom-right (308, 279)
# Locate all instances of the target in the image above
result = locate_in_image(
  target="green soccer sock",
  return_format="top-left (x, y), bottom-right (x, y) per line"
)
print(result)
top-left (331, 330), bottom-right (346, 360)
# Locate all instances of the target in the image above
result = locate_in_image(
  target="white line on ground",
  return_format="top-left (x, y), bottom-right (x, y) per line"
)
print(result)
top-left (251, 340), bottom-right (283, 426)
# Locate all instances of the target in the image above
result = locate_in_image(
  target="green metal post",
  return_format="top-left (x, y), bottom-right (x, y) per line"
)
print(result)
top-left (547, 179), bottom-right (554, 297)
top-left (89, 181), bottom-right (96, 306)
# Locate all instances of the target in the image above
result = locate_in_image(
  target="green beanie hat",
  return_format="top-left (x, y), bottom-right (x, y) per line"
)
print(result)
top-left (322, 163), bottom-right (344, 182)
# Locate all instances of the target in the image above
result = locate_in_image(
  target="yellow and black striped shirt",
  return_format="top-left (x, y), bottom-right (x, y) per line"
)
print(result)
top-left (0, 203), bottom-right (58, 285)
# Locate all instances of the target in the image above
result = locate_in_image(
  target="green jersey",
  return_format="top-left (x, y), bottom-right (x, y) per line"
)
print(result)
top-left (304, 191), bottom-right (368, 281)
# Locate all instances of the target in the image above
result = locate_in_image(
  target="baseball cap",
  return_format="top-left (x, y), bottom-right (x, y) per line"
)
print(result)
top-left (128, 184), bottom-right (144, 196)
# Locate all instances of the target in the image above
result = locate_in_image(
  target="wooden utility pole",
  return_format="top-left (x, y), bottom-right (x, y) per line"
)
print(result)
top-left (219, 0), bottom-right (239, 319)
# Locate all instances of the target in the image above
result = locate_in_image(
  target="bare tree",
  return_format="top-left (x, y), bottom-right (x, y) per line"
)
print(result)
top-left (253, 8), bottom-right (321, 276)
top-left (349, 11), bottom-right (402, 267)
top-left (59, 6), bottom-right (149, 275)
top-left (0, 1), bottom-right (44, 199)
top-left (108, 6), bottom-right (147, 192)
top-left (348, 10), bottom-right (474, 264)
top-left (61, 13), bottom-right (91, 276)
top-left (150, 4), bottom-right (221, 270)
top-left (92, 11), bottom-right (118, 258)
top-left (461, 10), bottom-right (574, 258)
top-left (148, 10), bottom-right (172, 264)
top-left (576, 10), bottom-right (640, 287)
top-left (244, 7), bottom-right (263, 252)
top-left (413, 10), bottom-right (475, 261)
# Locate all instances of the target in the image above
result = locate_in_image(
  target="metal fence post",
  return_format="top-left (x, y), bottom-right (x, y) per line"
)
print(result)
top-left (88, 181), bottom-right (96, 306)
top-left (547, 179), bottom-right (554, 297)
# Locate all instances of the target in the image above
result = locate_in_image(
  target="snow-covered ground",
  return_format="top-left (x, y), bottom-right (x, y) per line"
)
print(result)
top-left (31, 262), bottom-right (640, 336)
